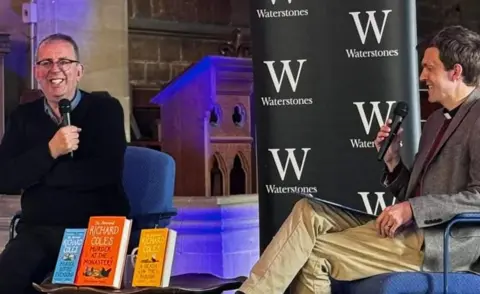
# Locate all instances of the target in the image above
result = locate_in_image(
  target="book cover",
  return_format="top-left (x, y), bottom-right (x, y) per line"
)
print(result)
top-left (52, 228), bottom-right (87, 284)
top-left (132, 228), bottom-right (177, 287)
top-left (75, 216), bottom-right (132, 289)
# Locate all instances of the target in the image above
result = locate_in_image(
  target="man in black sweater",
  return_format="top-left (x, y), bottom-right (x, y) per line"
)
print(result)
top-left (0, 34), bottom-right (130, 293)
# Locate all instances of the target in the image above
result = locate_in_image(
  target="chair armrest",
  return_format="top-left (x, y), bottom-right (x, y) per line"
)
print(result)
top-left (447, 212), bottom-right (480, 221)
top-left (9, 210), bottom-right (22, 241)
top-left (443, 212), bottom-right (480, 294)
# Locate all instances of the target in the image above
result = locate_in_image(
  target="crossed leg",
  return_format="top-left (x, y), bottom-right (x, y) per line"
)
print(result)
top-left (239, 198), bottom-right (424, 294)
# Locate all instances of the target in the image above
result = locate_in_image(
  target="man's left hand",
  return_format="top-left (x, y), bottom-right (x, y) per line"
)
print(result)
top-left (376, 201), bottom-right (413, 238)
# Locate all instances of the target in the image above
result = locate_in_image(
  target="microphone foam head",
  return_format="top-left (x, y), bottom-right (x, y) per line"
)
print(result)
top-left (393, 101), bottom-right (409, 117)
top-left (59, 99), bottom-right (71, 114)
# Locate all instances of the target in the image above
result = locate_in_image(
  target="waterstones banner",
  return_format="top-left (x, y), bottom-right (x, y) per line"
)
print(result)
top-left (250, 0), bottom-right (422, 252)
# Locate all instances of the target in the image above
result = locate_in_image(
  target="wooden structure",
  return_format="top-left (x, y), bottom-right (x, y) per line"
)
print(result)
top-left (151, 56), bottom-right (255, 197)
top-left (20, 89), bottom-right (44, 105)
top-left (0, 33), bottom-right (10, 139)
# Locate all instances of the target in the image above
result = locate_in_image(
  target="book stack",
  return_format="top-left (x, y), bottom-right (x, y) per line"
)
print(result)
top-left (51, 216), bottom-right (177, 289)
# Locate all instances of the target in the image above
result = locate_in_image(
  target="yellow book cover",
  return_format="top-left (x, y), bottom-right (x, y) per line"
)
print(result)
top-left (131, 228), bottom-right (177, 287)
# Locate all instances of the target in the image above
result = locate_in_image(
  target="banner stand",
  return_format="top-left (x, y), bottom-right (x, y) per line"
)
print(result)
top-left (250, 0), bottom-right (421, 264)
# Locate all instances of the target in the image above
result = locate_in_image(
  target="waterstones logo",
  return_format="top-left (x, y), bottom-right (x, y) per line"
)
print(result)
top-left (346, 10), bottom-right (399, 59)
top-left (350, 101), bottom-right (395, 148)
top-left (256, 0), bottom-right (308, 19)
top-left (266, 148), bottom-right (318, 194)
top-left (358, 191), bottom-right (396, 215)
top-left (261, 59), bottom-right (313, 107)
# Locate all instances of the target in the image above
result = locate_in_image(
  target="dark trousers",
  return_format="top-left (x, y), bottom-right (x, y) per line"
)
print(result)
top-left (0, 222), bottom-right (65, 294)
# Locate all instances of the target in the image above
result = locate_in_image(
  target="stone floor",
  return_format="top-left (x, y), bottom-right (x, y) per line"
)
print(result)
top-left (0, 195), bottom-right (20, 250)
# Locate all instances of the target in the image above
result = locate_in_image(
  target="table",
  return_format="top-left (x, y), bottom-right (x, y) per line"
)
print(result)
top-left (33, 273), bottom-right (246, 293)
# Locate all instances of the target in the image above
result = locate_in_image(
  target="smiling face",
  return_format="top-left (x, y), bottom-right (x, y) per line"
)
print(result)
top-left (419, 47), bottom-right (463, 105)
top-left (34, 39), bottom-right (83, 102)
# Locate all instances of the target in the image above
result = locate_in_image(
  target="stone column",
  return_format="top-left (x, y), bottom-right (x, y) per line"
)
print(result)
top-left (0, 33), bottom-right (11, 140)
top-left (35, 0), bottom-right (130, 141)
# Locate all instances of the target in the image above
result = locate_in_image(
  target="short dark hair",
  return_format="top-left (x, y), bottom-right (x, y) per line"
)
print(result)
top-left (427, 25), bottom-right (480, 86)
top-left (36, 33), bottom-right (80, 61)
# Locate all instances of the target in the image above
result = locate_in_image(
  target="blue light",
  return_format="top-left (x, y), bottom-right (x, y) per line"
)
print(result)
top-left (149, 54), bottom-right (257, 279)
top-left (150, 55), bottom-right (253, 106)
top-left (151, 56), bottom-right (213, 106)
top-left (169, 203), bottom-right (259, 279)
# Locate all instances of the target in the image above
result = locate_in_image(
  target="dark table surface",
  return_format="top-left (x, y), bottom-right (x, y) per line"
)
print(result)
top-left (33, 273), bottom-right (246, 293)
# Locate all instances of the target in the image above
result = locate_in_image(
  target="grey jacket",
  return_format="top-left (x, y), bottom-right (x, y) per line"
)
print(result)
top-left (382, 88), bottom-right (480, 273)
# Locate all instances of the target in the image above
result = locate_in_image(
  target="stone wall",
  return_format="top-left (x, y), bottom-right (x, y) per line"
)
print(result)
top-left (128, 0), bottom-right (480, 88)
top-left (0, 0), bottom-right (31, 119)
top-left (1, 0), bottom-right (480, 118)
top-left (416, 0), bottom-right (480, 38)
top-left (128, 0), bottom-right (250, 88)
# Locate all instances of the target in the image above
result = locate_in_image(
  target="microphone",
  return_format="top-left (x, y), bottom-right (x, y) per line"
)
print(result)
top-left (59, 99), bottom-right (73, 158)
top-left (377, 101), bottom-right (409, 162)
top-left (59, 99), bottom-right (71, 127)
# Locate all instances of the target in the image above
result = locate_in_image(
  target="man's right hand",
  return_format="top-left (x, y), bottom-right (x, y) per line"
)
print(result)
top-left (48, 126), bottom-right (82, 159)
top-left (374, 119), bottom-right (403, 172)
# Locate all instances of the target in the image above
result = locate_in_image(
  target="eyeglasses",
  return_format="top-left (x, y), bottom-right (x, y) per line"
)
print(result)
top-left (35, 58), bottom-right (79, 71)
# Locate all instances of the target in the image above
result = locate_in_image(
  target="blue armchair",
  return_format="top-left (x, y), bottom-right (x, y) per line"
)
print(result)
top-left (122, 146), bottom-right (177, 251)
top-left (10, 146), bottom-right (178, 251)
top-left (331, 213), bottom-right (480, 294)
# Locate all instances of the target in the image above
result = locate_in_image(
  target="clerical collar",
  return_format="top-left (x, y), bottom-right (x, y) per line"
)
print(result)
top-left (443, 89), bottom-right (478, 120)
top-left (443, 105), bottom-right (460, 120)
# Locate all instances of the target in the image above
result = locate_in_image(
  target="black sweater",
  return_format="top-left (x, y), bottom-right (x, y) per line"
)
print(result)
top-left (0, 91), bottom-right (130, 227)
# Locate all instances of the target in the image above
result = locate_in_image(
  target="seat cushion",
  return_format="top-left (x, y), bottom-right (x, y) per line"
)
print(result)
top-left (331, 272), bottom-right (480, 294)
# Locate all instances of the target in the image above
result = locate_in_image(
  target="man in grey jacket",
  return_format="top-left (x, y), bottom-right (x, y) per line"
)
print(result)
top-left (237, 25), bottom-right (480, 294)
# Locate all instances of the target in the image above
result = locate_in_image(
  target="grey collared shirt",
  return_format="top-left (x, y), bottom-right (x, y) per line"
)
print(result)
top-left (44, 89), bottom-right (82, 125)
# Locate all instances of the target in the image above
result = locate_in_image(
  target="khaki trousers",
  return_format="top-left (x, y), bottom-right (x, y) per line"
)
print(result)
top-left (239, 198), bottom-right (424, 294)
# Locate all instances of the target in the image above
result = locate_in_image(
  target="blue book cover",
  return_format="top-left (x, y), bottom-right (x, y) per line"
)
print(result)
top-left (52, 228), bottom-right (87, 284)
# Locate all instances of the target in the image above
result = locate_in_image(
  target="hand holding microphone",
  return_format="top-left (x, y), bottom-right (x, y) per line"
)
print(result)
top-left (48, 99), bottom-right (81, 159)
top-left (374, 101), bottom-right (409, 171)
top-left (48, 126), bottom-right (81, 159)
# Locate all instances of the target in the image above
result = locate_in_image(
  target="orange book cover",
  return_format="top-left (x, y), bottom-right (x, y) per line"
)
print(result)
top-left (75, 216), bottom-right (132, 289)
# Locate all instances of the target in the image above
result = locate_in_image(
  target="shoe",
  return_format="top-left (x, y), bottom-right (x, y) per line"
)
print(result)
top-left (235, 291), bottom-right (245, 294)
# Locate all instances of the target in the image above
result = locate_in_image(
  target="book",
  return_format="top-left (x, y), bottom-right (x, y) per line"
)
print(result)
top-left (75, 216), bottom-right (132, 289)
top-left (131, 228), bottom-right (177, 287)
top-left (52, 228), bottom-right (87, 284)
top-left (302, 193), bottom-right (374, 216)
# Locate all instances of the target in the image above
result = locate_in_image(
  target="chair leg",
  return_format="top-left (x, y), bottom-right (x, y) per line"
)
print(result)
top-left (443, 226), bottom-right (450, 294)
top-left (442, 217), bottom-right (480, 294)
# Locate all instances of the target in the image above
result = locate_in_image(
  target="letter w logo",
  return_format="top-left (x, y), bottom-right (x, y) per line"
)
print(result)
top-left (264, 60), bottom-right (306, 93)
top-left (271, 0), bottom-right (292, 4)
top-left (269, 148), bottom-right (310, 181)
top-left (349, 10), bottom-right (392, 44)
top-left (353, 101), bottom-right (395, 135)
top-left (358, 192), bottom-right (396, 215)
